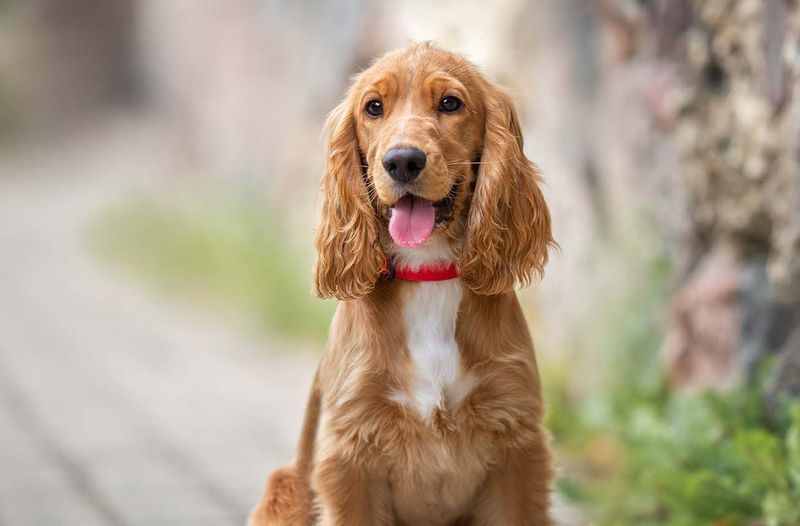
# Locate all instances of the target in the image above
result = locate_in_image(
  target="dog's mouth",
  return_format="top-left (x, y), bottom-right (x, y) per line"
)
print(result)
top-left (434, 181), bottom-right (459, 223)
top-left (388, 183), bottom-right (458, 248)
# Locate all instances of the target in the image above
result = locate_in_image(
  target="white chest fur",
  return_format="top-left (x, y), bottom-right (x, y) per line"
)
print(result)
top-left (394, 280), bottom-right (474, 420)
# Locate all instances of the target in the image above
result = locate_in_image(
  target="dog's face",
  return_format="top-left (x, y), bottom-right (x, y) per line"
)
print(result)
top-left (351, 48), bottom-right (485, 248)
top-left (315, 43), bottom-right (554, 300)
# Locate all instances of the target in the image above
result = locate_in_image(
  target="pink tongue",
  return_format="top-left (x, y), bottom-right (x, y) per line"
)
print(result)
top-left (389, 195), bottom-right (436, 248)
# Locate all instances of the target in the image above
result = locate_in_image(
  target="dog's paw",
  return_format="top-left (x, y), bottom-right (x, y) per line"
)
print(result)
top-left (247, 466), bottom-right (314, 526)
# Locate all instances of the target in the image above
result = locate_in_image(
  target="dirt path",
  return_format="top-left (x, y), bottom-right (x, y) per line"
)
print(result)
top-left (0, 118), bottom-right (317, 525)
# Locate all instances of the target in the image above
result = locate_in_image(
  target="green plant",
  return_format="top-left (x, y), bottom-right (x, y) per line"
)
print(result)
top-left (545, 221), bottom-right (800, 525)
top-left (554, 372), bottom-right (800, 525)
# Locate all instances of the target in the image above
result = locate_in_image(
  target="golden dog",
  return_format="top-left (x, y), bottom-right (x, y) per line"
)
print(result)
top-left (249, 42), bottom-right (555, 526)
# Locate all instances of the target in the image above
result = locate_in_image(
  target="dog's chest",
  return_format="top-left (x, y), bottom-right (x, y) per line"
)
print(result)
top-left (392, 280), bottom-right (474, 420)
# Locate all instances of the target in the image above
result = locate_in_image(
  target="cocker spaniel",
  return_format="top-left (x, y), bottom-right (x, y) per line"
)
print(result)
top-left (249, 42), bottom-right (556, 526)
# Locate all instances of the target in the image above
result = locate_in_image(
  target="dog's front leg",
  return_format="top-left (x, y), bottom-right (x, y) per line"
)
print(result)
top-left (313, 453), bottom-right (392, 526)
top-left (471, 437), bottom-right (555, 526)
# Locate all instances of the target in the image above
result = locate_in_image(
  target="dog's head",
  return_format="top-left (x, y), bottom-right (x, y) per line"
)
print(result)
top-left (315, 43), bottom-right (554, 299)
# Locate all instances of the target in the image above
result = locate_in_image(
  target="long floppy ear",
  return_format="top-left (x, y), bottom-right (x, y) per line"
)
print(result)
top-left (313, 98), bottom-right (384, 300)
top-left (460, 84), bottom-right (555, 295)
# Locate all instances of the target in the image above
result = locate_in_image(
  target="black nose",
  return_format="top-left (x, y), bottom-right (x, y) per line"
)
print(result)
top-left (382, 147), bottom-right (427, 183)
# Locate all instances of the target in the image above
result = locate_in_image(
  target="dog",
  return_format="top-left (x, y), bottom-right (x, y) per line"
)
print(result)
top-left (249, 42), bottom-right (556, 526)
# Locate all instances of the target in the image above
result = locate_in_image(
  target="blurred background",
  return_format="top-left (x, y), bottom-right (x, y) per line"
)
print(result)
top-left (0, 0), bottom-right (799, 524)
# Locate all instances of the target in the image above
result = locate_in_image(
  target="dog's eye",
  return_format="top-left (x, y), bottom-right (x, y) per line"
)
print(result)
top-left (365, 100), bottom-right (383, 117)
top-left (438, 96), bottom-right (462, 113)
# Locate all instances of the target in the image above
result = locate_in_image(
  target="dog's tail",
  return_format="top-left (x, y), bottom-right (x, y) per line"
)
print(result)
top-left (247, 371), bottom-right (321, 526)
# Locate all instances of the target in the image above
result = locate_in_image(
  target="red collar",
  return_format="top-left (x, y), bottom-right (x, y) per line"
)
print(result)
top-left (380, 258), bottom-right (460, 282)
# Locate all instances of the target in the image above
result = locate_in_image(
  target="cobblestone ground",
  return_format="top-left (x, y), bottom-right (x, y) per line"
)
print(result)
top-left (0, 118), bottom-right (317, 525)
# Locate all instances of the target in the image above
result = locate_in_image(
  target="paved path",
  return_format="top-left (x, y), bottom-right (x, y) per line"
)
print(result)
top-left (0, 119), bottom-right (317, 525)
top-left (0, 117), bottom-right (585, 526)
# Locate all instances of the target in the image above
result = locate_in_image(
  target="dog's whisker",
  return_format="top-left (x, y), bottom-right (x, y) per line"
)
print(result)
top-left (444, 156), bottom-right (518, 166)
top-left (432, 134), bottom-right (451, 146)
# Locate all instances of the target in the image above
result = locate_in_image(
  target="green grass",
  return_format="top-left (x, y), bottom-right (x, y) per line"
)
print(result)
top-left (89, 192), bottom-right (334, 343)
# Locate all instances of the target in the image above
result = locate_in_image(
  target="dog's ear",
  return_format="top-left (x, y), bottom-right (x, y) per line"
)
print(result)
top-left (460, 83), bottom-right (555, 295)
top-left (314, 97), bottom-right (384, 300)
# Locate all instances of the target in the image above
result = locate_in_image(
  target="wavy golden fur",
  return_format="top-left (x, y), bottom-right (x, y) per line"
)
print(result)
top-left (249, 43), bottom-right (556, 526)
